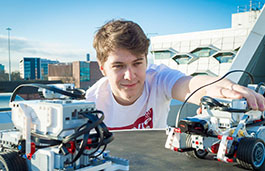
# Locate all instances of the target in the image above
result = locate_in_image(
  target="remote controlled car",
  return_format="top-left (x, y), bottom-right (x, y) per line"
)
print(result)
top-left (0, 84), bottom-right (129, 171)
top-left (165, 83), bottom-right (265, 170)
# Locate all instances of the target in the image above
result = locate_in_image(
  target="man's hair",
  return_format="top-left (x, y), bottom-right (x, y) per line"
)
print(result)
top-left (93, 19), bottom-right (150, 65)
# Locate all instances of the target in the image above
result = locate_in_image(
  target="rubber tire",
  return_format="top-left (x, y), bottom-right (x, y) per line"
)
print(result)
top-left (185, 134), bottom-right (208, 159)
top-left (0, 151), bottom-right (28, 171)
top-left (236, 138), bottom-right (265, 170)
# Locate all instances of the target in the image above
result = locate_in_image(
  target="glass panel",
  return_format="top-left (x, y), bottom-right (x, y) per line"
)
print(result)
top-left (191, 47), bottom-right (217, 57)
top-left (214, 52), bottom-right (235, 63)
top-left (80, 62), bottom-right (90, 81)
top-left (153, 50), bottom-right (175, 59)
top-left (172, 55), bottom-right (191, 64)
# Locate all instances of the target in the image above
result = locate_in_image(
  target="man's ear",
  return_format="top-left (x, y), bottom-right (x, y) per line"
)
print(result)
top-left (99, 64), bottom-right (106, 76)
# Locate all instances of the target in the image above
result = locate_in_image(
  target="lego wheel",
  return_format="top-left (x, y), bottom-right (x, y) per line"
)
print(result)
top-left (236, 138), bottom-right (265, 170)
top-left (0, 151), bottom-right (28, 171)
top-left (186, 135), bottom-right (208, 159)
top-left (186, 149), bottom-right (208, 159)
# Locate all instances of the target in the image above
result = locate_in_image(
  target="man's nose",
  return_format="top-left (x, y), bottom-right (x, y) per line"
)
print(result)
top-left (124, 67), bottom-right (136, 80)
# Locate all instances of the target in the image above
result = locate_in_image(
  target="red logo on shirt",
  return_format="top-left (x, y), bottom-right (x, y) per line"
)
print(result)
top-left (108, 108), bottom-right (153, 130)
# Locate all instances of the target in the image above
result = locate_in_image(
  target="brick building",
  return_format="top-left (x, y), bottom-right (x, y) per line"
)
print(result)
top-left (48, 61), bottom-right (103, 89)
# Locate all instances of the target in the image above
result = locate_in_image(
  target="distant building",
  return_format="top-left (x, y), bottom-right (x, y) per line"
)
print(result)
top-left (19, 57), bottom-right (41, 80)
top-left (150, 4), bottom-right (263, 76)
top-left (40, 59), bottom-right (59, 80)
top-left (0, 64), bottom-right (4, 73)
top-left (86, 53), bottom-right (90, 61)
top-left (48, 61), bottom-right (103, 89)
top-left (19, 57), bottom-right (59, 80)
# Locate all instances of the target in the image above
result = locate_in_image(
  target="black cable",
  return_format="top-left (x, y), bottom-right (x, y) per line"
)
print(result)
top-left (10, 83), bottom-right (85, 102)
top-left (220, 107), bottom-right (249, 113)
top-left (62, 111), bottom-right (104, 144)
top-left (200, 96), bottom-right (225, 108)
top-left (200, 96), bottom-right (250, 113)
top-left (80, 115), bottom-right (104, 156)
top-left (90, 144), bottom-right (107, 159)
top-left (72, 115), bottom-right (104, 161)
top-left (61, 110), bottom-right (114, 164)
top-left (10, 83), bottom-right (113, 164)
top-left (175, 70), bottom-right (254, 127)
top-left (31, 132), bottom-right (62, 146)
top-left (80, 112), bottom-right (113, 158)
top-left (255, 82), bottom-right (265, 93)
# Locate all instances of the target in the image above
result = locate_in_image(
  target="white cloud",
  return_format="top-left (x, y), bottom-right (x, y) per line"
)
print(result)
top-left (0, 35), bottom-right (90, 72)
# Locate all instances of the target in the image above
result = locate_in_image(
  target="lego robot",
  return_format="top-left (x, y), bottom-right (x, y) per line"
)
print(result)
top-left (165, 83), bottom-right (265, 170)
top-left (0, 84), bottom-right (129, 171)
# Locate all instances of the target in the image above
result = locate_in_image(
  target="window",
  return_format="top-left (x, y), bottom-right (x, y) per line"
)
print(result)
top-left (213, 52), bottom-right (235, 63)
top-left (191, 47), bottom-right (217, 57)
top-left (153, 50), bottom-right (175, 59)
top-left (80, 62), bottom-right (90, 81)
top-left (234, 47), bottom-right (240, 52)
top-left (172, 55), bottom-right (191, 64)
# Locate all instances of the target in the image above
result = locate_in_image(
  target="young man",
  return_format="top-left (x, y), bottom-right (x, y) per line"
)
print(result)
top-left (86, 19), bottom-right (265, 130)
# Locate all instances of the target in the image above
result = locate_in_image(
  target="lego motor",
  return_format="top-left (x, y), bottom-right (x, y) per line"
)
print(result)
top-left (178, 117), bottom-right (209, 136)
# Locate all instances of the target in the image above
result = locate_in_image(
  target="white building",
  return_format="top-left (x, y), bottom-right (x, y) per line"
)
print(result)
top-left (151, 5), bottom-right (263, 76)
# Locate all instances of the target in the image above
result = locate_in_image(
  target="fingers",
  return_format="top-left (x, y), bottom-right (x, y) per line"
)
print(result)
top-left (229, 84), bottom-right (265, 111)
top-left (219, 87), bottom-right (243, 99)
top-left (255, 93), bottom-right (265, 111)
top-left (205, 83), bottom-right (265, 111)
top-left (205, 86), bottom-right (242, 99)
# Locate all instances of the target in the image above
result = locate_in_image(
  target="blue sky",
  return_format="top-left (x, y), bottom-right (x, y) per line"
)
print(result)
top-left (0, 0), bottom-right (263, 71)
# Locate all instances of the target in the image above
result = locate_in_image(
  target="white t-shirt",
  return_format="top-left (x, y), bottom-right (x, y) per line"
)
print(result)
top-left (85, 64), bottom-right (185, 130)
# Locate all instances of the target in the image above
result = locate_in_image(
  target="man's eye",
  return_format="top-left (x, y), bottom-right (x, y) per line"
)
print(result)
top-left (113, 65), bottom-right (123, 68)
top-left (134, 62), bottom-right (142, 66)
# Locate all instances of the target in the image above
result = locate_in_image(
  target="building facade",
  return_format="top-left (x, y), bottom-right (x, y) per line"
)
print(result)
top-left (0, 64), bottom-right (4, 73)
top-left (48, 61), bottom-right (103, 89)
top-left (40, 59), bottom-right (59, 80)
top-left (86, 53), bottom-right (90, 61)
top-left (19, 57), bottom-right (59, 80)
top-left (150, 6), bottom-right (263, 76)
top-left (19, 57), bottom-right (41, 80)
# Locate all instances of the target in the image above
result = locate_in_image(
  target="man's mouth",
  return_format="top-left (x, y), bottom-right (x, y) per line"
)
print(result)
top-left (121, 82), bottom-right (138, 88)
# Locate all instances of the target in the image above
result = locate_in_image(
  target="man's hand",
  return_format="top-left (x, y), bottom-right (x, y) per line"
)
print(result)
top-left (205, 83), bottom-right (265, 111)
top-left (172, 75), bottom-right (265, 111)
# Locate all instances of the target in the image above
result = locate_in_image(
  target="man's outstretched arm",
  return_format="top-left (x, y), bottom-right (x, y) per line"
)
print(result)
top-left (172, 75), bottom-right (265, 111)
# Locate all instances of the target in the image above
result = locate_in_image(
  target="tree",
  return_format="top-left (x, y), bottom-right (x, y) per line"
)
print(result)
top-left (0, 72), bottom-right (8, 81)
top-left (11, 71), bottom-right (23, 81)
top-left (0, 71), bottom-right (22, 81)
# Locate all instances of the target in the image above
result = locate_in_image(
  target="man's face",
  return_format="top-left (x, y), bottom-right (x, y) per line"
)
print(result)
top-left (100, 48), bottom-right (147, 105)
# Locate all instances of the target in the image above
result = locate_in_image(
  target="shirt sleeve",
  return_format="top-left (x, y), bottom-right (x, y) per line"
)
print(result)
top-left (148, 64), bottom-right (185, 100)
